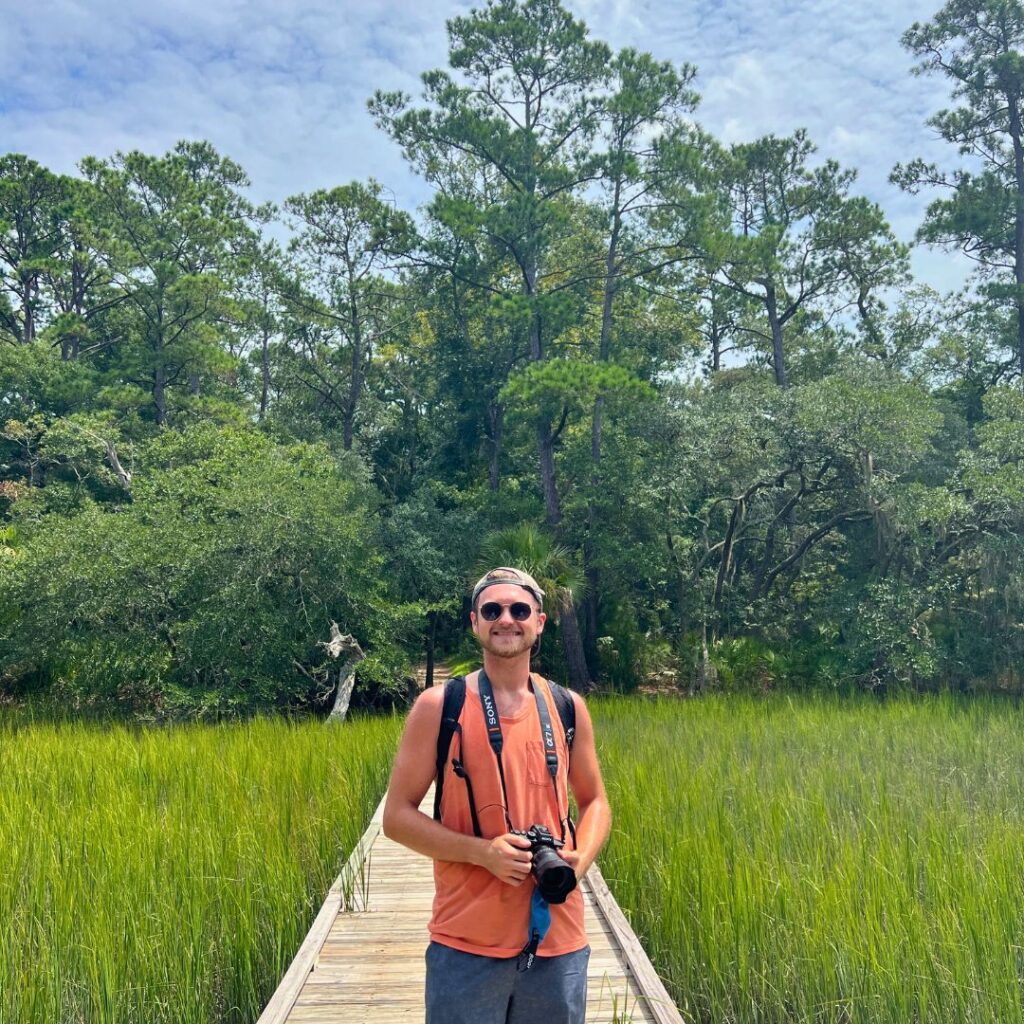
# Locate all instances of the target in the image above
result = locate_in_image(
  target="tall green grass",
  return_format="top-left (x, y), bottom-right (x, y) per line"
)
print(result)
top-left (0, 713), bottom-right (400, 1024)
top-left (594, 693), bottom-right (1024, 1024)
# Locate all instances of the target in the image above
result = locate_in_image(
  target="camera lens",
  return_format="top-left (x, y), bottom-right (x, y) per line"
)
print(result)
top-left (532, 845), bottom-right (576, 904)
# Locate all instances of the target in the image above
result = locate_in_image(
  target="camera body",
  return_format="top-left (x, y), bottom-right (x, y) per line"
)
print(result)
top-left (512, 823), bottom-right (577, 904)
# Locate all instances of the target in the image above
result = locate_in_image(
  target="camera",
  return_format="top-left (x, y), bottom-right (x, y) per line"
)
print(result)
top-left (513, 824), bottom-right (577, 904)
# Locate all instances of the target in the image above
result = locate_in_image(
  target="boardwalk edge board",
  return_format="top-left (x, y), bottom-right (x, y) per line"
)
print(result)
top-left (584, 862), bottom-right (686, 1024)
top-left (256, 791), bottom-right (387, 1024)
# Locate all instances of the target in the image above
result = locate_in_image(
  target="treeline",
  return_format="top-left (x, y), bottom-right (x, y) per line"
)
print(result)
top-left (2, 0), bottom-right (1024, 714)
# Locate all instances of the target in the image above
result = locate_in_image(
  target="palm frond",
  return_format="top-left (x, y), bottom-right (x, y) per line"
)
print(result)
top-left (473, 524), bottom-right (587, 620)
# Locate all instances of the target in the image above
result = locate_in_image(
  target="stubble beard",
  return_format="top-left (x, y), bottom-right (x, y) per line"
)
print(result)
top-left (480, 632), bottom-right (533, 659)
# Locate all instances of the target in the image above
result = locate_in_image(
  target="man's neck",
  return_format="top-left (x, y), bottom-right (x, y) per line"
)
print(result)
top-left (480, 653), bottom-right (532, 692)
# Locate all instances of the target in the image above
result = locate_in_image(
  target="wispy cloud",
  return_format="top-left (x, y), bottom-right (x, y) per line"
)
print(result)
top-left (5, 0), bottom-right (971, 291)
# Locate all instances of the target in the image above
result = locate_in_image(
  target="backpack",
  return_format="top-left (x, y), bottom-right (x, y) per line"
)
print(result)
top-left (432, 674), bottom-right (576, 824)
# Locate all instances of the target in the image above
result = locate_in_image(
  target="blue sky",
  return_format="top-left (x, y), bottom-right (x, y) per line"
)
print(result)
top-left (3, 0), bottom-right (971, 292)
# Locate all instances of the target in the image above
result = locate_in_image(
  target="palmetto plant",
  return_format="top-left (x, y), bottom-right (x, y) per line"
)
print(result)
top-left (474, 524), bottom-right (588, 640)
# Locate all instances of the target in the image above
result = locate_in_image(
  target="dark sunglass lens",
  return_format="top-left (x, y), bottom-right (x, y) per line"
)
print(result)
top-left (479, 601), bottom-right (533, 621)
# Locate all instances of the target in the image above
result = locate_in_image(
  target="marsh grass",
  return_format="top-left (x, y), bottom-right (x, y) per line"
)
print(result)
top-left (0, 712), bottom-right (399, 1024)
top-left (594, 693), bottom-right (1024, 1024)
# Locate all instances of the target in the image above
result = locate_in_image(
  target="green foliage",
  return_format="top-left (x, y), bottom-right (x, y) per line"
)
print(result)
top-left (593, 598), bottom-right (671, 693)
top-left (963, 385), bottom-right (1024, 505)
top-left (4, 0), bottom-right (1024, 710)
top-left (844, 579), bottom-right (941, 688)
top-left (379, 483), bottom-right (484, 605)
top-left (0, 424), bottom-right (399, 715)
top-left (894, 0), bottom-right (1024, 377)
top-left (0, 340), bottom-right (98, 418)
top-left (78, 141), bottom-right (256, 426)
top-left (501, 360), bottom-right (653, 422)
top-left (707, 634), bottom-right (788, 692)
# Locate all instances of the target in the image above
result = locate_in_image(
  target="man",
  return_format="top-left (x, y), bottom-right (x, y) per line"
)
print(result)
top-left (383, 566), bottom-right (612, 1024)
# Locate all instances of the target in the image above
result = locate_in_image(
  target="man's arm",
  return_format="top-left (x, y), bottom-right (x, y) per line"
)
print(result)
top-left (381, 686), bottom-right (535, 886)
top-left (562, 692), bottom-right (612, 880)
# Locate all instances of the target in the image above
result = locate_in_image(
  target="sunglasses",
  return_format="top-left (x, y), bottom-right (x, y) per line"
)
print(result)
top-left (479, 601), bottom-right (534, 622)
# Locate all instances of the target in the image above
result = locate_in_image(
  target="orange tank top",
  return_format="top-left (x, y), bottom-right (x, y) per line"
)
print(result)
top-left (429, 675), bottom-right (588, 958)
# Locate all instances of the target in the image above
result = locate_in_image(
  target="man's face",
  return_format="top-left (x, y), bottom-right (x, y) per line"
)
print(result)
top-left (470, 583), bottom-right (546, 660)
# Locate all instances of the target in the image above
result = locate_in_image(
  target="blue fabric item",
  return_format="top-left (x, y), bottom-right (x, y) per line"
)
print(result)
top-left (529, 889), bottom-right (552, 945)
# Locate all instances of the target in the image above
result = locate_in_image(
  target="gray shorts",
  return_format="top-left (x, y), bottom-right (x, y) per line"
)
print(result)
top-left (425, 941), bottom-right (590, 1024)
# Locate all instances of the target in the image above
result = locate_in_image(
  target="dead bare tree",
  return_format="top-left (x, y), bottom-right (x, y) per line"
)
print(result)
top-left (323, 623), bottom-right (365, 724)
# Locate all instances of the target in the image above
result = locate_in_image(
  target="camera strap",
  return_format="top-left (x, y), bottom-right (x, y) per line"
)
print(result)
top-left (517, 888), bottom-right (552, 972)
top-left (476, 668), bottom-right (514, 833)
top-left (477, 669), bottom-right (566, 843)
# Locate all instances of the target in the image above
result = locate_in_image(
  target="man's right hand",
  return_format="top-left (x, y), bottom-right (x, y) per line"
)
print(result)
top-left (479, 832), bottom-right (533, 885)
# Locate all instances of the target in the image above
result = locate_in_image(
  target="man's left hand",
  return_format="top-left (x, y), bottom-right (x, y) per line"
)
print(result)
top-left (560, 849), bottom-right (591, 881)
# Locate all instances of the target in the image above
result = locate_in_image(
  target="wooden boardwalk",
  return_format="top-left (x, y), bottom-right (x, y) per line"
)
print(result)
top-left (257, 785), bottom-right (684, 1024)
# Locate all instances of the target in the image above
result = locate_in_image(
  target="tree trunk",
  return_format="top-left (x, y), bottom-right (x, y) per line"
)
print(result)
top-left (694, 619), bottom-right (718, 693)
top-left (665, 529), bottom-right (689, 638)
top-left (105, 440), bottom-right (132, 490)
top-left (527, 252), bottom-right (593, 691)
top-left (557, 599), bottom-right (593, 694)
top-left (425, 609), bottom-right (437, 689)
top-left (583, 392), bottom-right (602, 659)
top-left (487, 402), bottom-right (503, 491)
top-left (260, 325), bottom-right (271, 421)
top-left (20, 276), bottom-right (35, 344)
top-left (1008, 97), bottom-right (1024, 379)
top-left (344, 291), bottom-right (363, 451)
top-left (765, 283), bottom-right (788, 387)
top-left (325, 624), bottom-right (366, 724)
top-left (327, 662), bottom-right (359, 723)
top-left (583, 198), bottom-right (622, 662)
top-left (60, 254), bottom-right (87, 360)
top-left (535, 377), bottom-right (593, 691)
top-left (582, 559), bottom-right (599, 660)
top-left (154, 362), bottom-right (166, 425)
top-left (537, 419), bottom-right (562, 526)
top-left (714, 497), bottom-right (745, 613)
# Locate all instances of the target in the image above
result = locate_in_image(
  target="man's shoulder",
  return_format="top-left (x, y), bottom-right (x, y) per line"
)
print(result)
top-left (414, 683), bottom-right (449, 712)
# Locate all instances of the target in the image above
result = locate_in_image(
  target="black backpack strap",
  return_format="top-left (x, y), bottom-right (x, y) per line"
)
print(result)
top-left (548, 680), bottom-right (576, 754)
top-left (433, 675), bottom-right (467, 822)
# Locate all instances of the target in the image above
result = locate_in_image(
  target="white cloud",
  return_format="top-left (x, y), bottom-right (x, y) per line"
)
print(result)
top-left (4, 0), bottom-right (976, 292)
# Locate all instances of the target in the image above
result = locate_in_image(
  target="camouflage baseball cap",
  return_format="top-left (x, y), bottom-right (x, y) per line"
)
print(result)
top-left (471, 567), bottom-right (545, 608)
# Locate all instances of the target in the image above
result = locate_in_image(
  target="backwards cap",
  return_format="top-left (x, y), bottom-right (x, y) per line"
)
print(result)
top-left (471, 567), bottom-right (545, 608)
